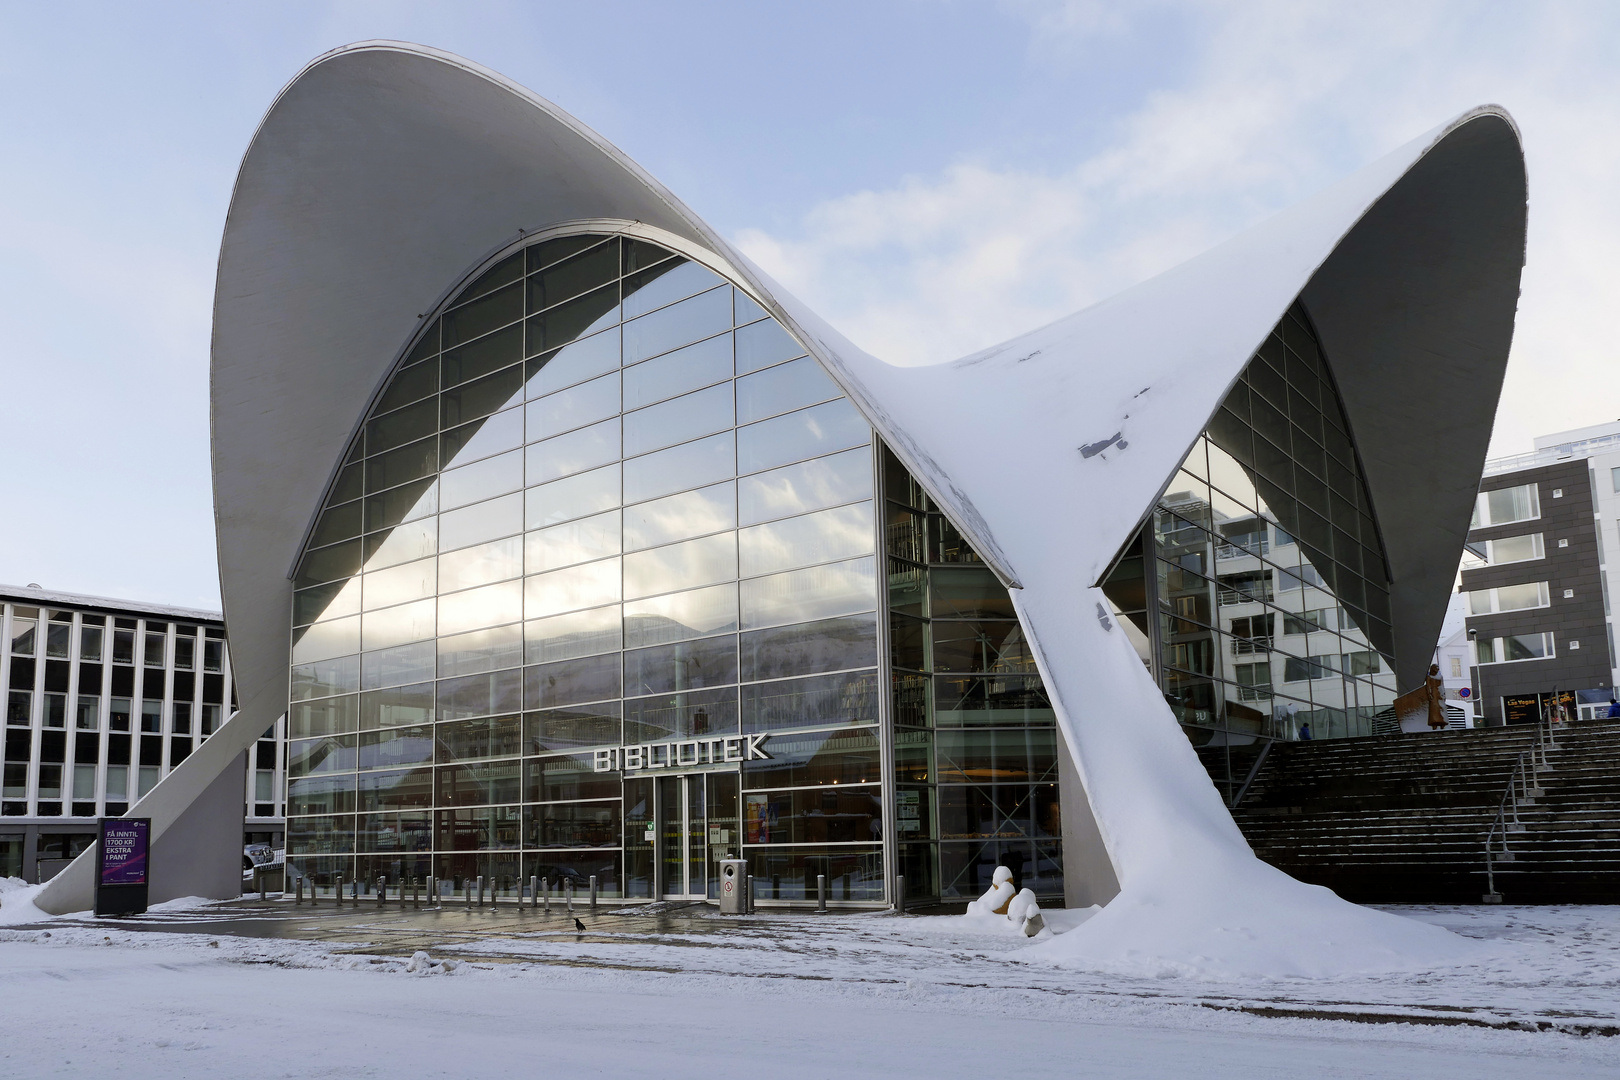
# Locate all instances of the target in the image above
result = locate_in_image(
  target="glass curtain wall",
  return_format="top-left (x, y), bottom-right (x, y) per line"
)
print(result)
top-left (1102, 302), bottom-right (1397, 802)
top-left (285, 232), bottom-right (886, 901)
top-left (883, 448), bottom-right (1063, 905)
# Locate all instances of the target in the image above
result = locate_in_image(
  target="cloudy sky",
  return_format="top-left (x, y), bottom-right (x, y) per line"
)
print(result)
top-left (2, 1), bottom-right (1616, 609)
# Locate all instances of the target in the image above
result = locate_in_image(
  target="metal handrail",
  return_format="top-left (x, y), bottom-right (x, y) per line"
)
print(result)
top-left (1482, 721), bottom-right (1558, 899)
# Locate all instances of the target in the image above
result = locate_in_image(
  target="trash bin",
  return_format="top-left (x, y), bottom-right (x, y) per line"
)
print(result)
top-left (718, 858), bottom-right (747, 914)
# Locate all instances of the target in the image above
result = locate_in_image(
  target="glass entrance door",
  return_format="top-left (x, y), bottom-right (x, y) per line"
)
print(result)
top-left (656, 773), bottom-right (739, 900)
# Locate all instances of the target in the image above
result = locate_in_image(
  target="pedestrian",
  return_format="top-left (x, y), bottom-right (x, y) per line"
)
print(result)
top-left (1607, 698), bottom-right (1620, 719)
top-left (1299, 722), bottom-right (1312, 741)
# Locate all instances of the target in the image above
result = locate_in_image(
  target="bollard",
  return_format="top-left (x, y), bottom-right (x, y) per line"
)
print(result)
top-left (745, 874), bottom-right (754, 914)
top-left (589, 875), bottom-right (598, 911)
top-left (295, 876), bottom-right (304, 905)
top-left (896, 874), bottom-right (905, 914)
top-left (817, 874), bottom-right (827, 913)
top-left (258, 871), bottom-right (266, 902)
top-left (477, 875), bottom-right (485, 906)
top-left (566, 879), bottom-right (574, 914)
top-left (465, 880), bottom-right (472, 909)
top-left (530, 876), bottom-right (539, 910)
top-left (378, 876), bottom-right (386, 906)
top-left (428, 876), bottom-right (439, 909)
top-left (352, 879), bottom-right (359, 903)
top-left (542, 877), bottom-right (550, 914)
top-left (335, 875), bottom-right (344, 906)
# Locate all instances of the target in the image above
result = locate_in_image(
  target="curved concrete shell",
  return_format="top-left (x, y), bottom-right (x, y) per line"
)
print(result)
top-left (192, 42), bottom-right (1522, 968)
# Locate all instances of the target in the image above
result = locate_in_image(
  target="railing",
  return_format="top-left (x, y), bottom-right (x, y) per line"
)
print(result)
top-left (1482, 432), bottom-right (1620, 476)
top-left (1482, 721), bottom-right (1559, 900)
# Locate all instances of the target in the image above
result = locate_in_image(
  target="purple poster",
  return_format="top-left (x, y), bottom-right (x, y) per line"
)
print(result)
top-left (100, 820), bottom-right (149, 887)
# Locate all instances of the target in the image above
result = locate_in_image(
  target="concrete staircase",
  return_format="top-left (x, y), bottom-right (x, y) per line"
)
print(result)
top-left (1231, 720), bottom-right (1620, 904)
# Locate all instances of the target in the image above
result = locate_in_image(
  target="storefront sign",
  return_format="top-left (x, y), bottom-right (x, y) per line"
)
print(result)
top-left (94, 817), bottom-right (151, 917)
top-left (593, 734), bottom-right (771, 773)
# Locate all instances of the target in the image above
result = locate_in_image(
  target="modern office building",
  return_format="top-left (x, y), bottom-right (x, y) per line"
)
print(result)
top-left (38, 43), bottom-right (1526, 930)
top-left (1461, 421), bottom-right (1620, 724)
top-left (1, 584), bottom-right (281, 884)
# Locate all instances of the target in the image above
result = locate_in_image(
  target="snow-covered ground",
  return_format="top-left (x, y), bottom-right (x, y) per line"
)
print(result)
top-left (3, 882), bottom-right (1618, 1078)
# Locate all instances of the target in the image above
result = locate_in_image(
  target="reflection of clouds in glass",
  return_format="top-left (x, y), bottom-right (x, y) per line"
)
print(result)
top-left (623, 332), bottom-right (732, 411)
top-left (441, 449), bottom-right (523, 511)
top-left (740, 502), bottom-right (874, 578)
top-left (442, 405), bottom-right (523, 472)
top-left (526, 417), bottom-right (620, 484)
top-left (524, 604), bottom-right (621, 665)
top-left (292, 614), bottom-right (359, 665)
top-left (740, 556), bottom-right (876, 630)
top-left (738, 398), bottom-right (871, 475)
top-left (525, 328), bottom-right (618, 400)
top-left (526, 511), bottom-right (621, 573)
top-left (524, 557), bottom-right (622, 619)
top-left (437, 580), bottom-right (523, 637)
top-left (364, 557), bottom-right (436, 610)
top-left (623, 532), bottom-right (737, 600)
top-left (439, 492), bottom-right (523, 553)
top-left (361, 598), bottom-right (436, 652)
top-left (624, 483), bottom-right (734, 551)
top-left (623, 582), bottom-right (738, 648)
top-left (738, 447), bottom-right (872, 526)
top-left (439, 536), bottom-right (522, 593)
top-left (363, 519), bottom-right (437, 573)
top-left (525, 464), bottom-right (621, 530)
top-left (526, 372), bottom-right (619, 441)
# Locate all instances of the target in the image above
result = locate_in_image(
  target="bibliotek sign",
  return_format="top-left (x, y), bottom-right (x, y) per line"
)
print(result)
top-left (594, 735), bottom-right (770, 773)
top-left (95, 818), bottom-right (151, 917)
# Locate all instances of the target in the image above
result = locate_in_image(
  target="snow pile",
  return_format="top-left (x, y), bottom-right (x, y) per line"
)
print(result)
top-left (1020, 853), bottom-right (1487, 979)
top-left (0, 876), bottom-right (54, 927)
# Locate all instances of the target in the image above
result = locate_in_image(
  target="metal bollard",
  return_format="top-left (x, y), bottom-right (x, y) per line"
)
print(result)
top-left (542, 877), bottom-right (550, 914)
top-left (530, 876), bottom-right (539, 910)
top-left (378, 875), bottom-right (386, 906)
top-left (896, 874), bottom-right (905, 914)
top-left (352, 879), bottom-right (359, 903)
top-left (335, 875), bottom-right (344, 906)
top-left (745, 874), bottom-right (754, 914)
top-left (589, 875), bottom-right (598, 910)
top-left (477, 875), bottom-right (485, 906)
top-left (258, 872), bottom-right (266, 902)
top-left (428, 876), bottom-right (439, 909)
top-left (817, 874), bottom-right (827, 913)
top-left (295, 876), bottom-right (304, 905)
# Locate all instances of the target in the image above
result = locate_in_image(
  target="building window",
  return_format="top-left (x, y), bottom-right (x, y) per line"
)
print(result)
top-left (1448, 656), bottom-right (1462, 678)
top-left (43, 693), bottom-right (66, 728)
top-left (143, 631), bottom-right (166, 668)
top-left (1475, 632), bottom-right (1555, 664)
top-left (45, 615), bottom-right (72, 659)
top-left (109, 698), bottom-right (131, 732)
top-left (1460, 533), bottom-right (1544, 568)
top-left (1471, 483), bottom-right (1540, 528)
top-left (1612, 466), bottom-right (1620, 493)
top-left (203, 639), bottom-right (224, 673)
top-left (112, 629), bottom-right (134, 665)
top-left (1467, 581), bottom-right (1550, 615)
top-left (75, 696), bottom-right (100, 730)
top-left (140, 700), bottom-right (163, 733)
top-left (79, 618), bottom-right (104, 661)
top-left (9, 611), bottom-right (36, 656)
top-left (5, 692), bottom-right (29, 726)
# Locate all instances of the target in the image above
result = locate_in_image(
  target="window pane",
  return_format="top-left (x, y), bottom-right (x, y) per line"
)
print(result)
top-left (363, 519), bottom-right (437, 571)
top-left (438, 492), bottom-right (523, 553)
top-left (525, 417), bottom-right (620, 485)
top-left (740, 556), bottom-right (877, 630)
top-left (440, 449), bottom-right (523, 511)
top-left (624, 635), bottom-right (738, 697)
top-left (442, 407), bottom-right (523, 472)
top-left (623, 333), bottom-right (733, 410)
top-left (525, 329), bottom-right (619, 400)
top-left (623, 432), bottom-right (734, 504)
top-left (525, 284), bottom-right (621, 357)
top-left (362, 599), bottom-right (436, 652)
top-left (438, 581), bottom-right (523, 638)
top-left (740, 670), bottom-right (879, 733)
top-left (525, 605), bottom-right (622, 665)
top-left (736, 355), bottom-right (840, 424)
top-left (292, 616), bottom-right (360, 665)
top-left (624, 483), bottom-right (735, 551)
top-left (735, 318), bottom-right (806, 375)
top-left (363, 557), bottom-right (436, 611)
top-left (623, 286), bottom-right (732, 364)
top-left (739, 503), bottom-right (874, 577)
top-left (623, 382), bottom-right (733, 458)
top-left (622, 259), bottom-right (724, 320)
top-left (525, 464), bottom-right (621, 530)
top-left (524, 559), bottom-right (622, 619)
top-left (624, 685), bottom-right (736, 742)
top-left (527, 242), bottom-right (620, 312)
top-left (438, 624), bottom-right (524, 678)
top-left (623, 533), bottom-right (737, 600)
top-left (526, 511), bottom-right (622, 573)
top-left (439, 536), bottom-right (523, 593)
top-left (739, 614), bottom-right (878, 681)
top-left (623, 583), bottom-right (738, 648)
top-left (525, 653), bottom-right (622, 710)
top-left (526, 372), bottom-right (620, 441)
top-left (738, 399), bottom-right (869, 475)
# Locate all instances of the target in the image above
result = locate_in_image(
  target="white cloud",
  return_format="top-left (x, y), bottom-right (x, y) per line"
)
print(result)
top-left (735, 1), bottom-right (1620, 456)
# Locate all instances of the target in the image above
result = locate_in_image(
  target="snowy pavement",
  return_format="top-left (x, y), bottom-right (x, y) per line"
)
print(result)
top-left (3, 891), bottom-right (1619, 1078)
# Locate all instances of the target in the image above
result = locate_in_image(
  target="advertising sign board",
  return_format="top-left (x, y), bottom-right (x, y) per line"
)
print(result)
top-left (95, 818), bottom-right (151, 916)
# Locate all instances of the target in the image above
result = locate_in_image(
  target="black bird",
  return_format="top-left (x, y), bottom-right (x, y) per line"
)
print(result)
top-left (573, 917), bottom-right (586, 932)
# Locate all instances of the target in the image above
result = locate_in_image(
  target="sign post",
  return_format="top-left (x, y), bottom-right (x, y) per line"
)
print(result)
top-left (95, 818), bottom-right (151, 917)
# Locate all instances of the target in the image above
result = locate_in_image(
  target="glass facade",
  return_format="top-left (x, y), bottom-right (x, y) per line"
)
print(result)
top-left (285, 231), bottom-right (1063, 905)
top-left (1101, 302), bottom-right (1397, 802)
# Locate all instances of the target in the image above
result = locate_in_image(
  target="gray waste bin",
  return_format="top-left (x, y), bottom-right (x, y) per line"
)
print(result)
top-left (718, 858), bottom-right (747, 914)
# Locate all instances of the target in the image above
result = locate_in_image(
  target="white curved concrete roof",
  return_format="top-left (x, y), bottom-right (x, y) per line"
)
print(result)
top-left (209, 42), bottom-right (1525, 972)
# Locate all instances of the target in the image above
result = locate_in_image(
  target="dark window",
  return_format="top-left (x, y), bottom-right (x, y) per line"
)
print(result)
top-left (172, 671), bottom-right (195, 702)
top-left (139, 738), bottom-right (162, 767)
top-left (107, 734), bottom-right (131, 765)
top-left (110, 665), bottom-right (135, 697)
top-left (142, 668), bottom-right (166, 701)
top-left (8, 657), bottom-right (34, 688)
top-left (75, 732), bottom-right (100, 762)
top-left (44, 660), bottom-right (69, 693)
top-left (39, 730), bottom-right (66, 764)
top-left (77, 663), bottom-right (102, 694)
top-left (203, 673), bottom-right (224, 704)
top-left (170, 737), bottom-right (192, 763)
top-left (4, 729), bottom-right (31, 763)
